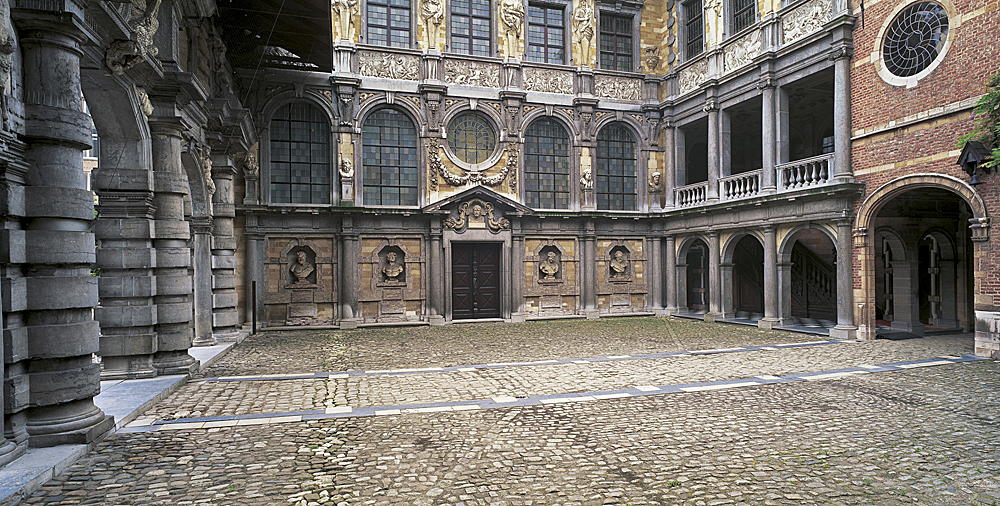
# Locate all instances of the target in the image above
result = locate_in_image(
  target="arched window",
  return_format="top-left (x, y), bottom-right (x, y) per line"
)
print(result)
top-left (595, 123), bottom-right (637, 210)
top-left (362, 108), bottom-right (419, 206)
top-left (269, 102), bottom-right (331, 204)
top-left (524, 118), bottom-right (571, 209)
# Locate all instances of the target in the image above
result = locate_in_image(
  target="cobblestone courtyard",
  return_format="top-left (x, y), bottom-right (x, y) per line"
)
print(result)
top-left (26, 318), bottom-right (1000, 505)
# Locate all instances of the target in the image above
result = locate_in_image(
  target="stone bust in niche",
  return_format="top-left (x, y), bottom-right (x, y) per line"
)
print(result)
top-left (290, 251), bottom-right (315, 284)
top-left (382, 251), bottom-right (404, 282)
top-left (539, 251), bottom-right (560, 281)
top-left (610, 250), bottom-right (629, 279)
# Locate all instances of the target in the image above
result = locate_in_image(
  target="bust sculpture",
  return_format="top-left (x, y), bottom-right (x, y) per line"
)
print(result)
top-left (383, 251), bottom-right (404, 281)
top-left (539, 251), bottom-right (560, 280)
top-left (580, 168), bottom-right (594, 190)
top-left (290, 251), bottom-right (315, 284)
top-left (610, 250), bottom-right (628, 278)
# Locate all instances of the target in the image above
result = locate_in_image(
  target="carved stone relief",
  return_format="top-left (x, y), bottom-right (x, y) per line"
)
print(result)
top-left (438, 141), bottom-right (517, 188)
top-left (444, 199), bottom-right (511, 232)
top-left (538, 249), bottom-right (562, 283)
top-left (105, 40), bottom-right (142, 75)
top-left (594, 75), bottom-right (641, 101)
top-left (608, 247), bottom-right (630, 282)
top-left (359, 51), bottom-right (420, 80)
top-left (332, 0), bottom-right (360, 42)
top-left (723, 29), bottom-right (762, 72)
top-left (499, 0), bottom-right (525, 58)
top-left (378, 247), bottom-right (406, 286)
top-left (678, 58), bottom-right (708, 95)
top-left (200, 144), bottom-right (216, 198)
top-left (782, 0), bottom-right (832, 44)
top-left (421, 0), bottom-right (445, 49)
top-left (130, 0), bottom-right (162, 59)
top-left (289, 248), bottom-right (317, 286)
top-left (0, 0), bottom-right (11, 131)
top-left (428, 138), bottom-right (442, 191)
top-left (444, 59), bottom-right (500, 87)
top-left (643, 46), bottom-right (660, 73)
top-left (523, 68), bottom-right (573, 94)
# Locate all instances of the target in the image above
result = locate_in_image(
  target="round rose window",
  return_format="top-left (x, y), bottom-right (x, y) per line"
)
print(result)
top-left (447, 112), bottom-right (497, 165)
top-left (882, 1), bottom-right (948, 78)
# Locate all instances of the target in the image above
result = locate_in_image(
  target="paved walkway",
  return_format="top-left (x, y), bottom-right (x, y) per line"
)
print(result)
top-left (19, 318), bottom-right (1000, 506)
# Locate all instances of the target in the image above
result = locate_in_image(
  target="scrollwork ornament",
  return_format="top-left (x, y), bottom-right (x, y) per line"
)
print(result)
top-left (444, 200), bottom-right (510, 231)
top-left (428, 138), bottom-right (442, 190)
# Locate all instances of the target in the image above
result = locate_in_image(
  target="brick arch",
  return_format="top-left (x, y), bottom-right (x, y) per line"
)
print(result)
top-left (855, 173), bottom-right (989, 237)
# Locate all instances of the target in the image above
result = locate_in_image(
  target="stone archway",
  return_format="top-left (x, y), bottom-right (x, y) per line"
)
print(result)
top-left (854, 174), bottom-right (988, 342)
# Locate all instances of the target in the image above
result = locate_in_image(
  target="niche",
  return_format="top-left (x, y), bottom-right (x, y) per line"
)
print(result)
top-left (608, 246), bottom-right (631, 282)
top-left (287, 246), bottom-right (317, 286)
top-left (537, 245), bottom-right (563, 284)
top-left (378, 246), bottom-right (406, 286)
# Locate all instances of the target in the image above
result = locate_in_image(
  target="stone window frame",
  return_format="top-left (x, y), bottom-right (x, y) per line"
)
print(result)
top-left (441, 108), bottom-right (505, 172)
top-left (361, 0), bottom-right (418, 48)
top-left (728, 0), bottom-right (758, 36)
top-left (595, 0), bottom-right (642, 73)
top-left (680, 0), bottom-right (705, 61)
top-left (872, 0), bottom-right (955, 88)
top-left (523, 116), bottom-right (574, 210)
top-left (524, 0), bottom-right (573, 65)
top-left (447, 0), bottom-right (498, 56)
top-left (260, 93), bottom-right (337, 207)
top-left (594, 121), bottom-right (640, 211)
top-left (360, 106), bottom-right (422, 207)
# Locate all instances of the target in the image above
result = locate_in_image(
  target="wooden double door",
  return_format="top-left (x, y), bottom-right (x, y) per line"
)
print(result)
top-left (452, 243), bottom-right (501, 319)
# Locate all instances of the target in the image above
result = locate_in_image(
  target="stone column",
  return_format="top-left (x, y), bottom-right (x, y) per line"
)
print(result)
top-left (759, 226), bottom-right (780, 329)
top-left (776, 87), bottom-right (790, 165)
top-left (244, 213), bottom-right (264, 330)
top-left (583, 221), bottom-right (598, 318)
top-left (831, 48), bottom-right (853, 180)
top-left (428, 219), bottom-right (445, 325)
top-left (510, 223), bottom-right (525, 322)
top-left (720, 262), bottom-right (734, 318)
top-left (777, 253), bottom-right (794, 324)
top-left (15, 11), bottom-right (114, 445)
top-left (830, 219), bottom-right (858, 338)
top-left (706, 232), bottom-right (721, 320)
top-left (759, 79), bottom-right (776, 192)
top-left (340, 216), bottom-right (359, 328)
top-left (649, 235), bottom-right (664, 314)
top-left (210, 158), bottom-right (240, 338)
top-left (705, 100), bottom-right (720, 201)
top-left (664, 122), bottom-right (676, 208)
top-left (147, 111), bottom-right (198, 375)
top-left (664, 235), bottom-right (677, 314)
top-left (191, 217), bottom-right (215, 346)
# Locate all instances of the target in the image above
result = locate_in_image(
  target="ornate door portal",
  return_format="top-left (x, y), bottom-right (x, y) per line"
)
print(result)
top-left (452, 243), bottom-right (501, 319)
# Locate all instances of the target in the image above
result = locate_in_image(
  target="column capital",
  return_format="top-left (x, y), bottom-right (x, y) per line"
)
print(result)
top-left (828, 46), bottom-right (854, 61)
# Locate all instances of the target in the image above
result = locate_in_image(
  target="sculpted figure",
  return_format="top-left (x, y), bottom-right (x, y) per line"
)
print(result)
top-left (610, 250), bottom-right (628, 278)
top-left (539, 251), bottom-right (560, 280)
top-left (648, 171), bottom-right (662, 190)
top-left (339, 158), bottom-right (355, 178)
top-left (421, 0), bottom-right (445, 49)
top-left (383, 251), bottom-right (404, 281)
top-left (580, 168), bottom-right (594, 189)
top-left (0, 0), bottom-right (13, 130)
top-left (573, 0), bottom-right (595, 67)
top-left (499, 0), bottom-right (524, 59)
top-left (290, 251), bottom-right (315, 284)
top-left (332, 0), bottom-right (360, 42)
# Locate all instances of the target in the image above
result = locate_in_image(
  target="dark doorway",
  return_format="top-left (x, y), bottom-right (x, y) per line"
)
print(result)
top-left (452, 243), bottom-right (502, 319)
top-left (686, 240), bottom-right (709, 313)
top-left (732, 235), bottom-right (764, 315)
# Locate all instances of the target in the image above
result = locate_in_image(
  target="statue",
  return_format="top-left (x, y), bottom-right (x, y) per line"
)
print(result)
top-left (243, 143), bottom-right (260, 175)
top-left (200, 145), bottom-right (216, 198)
top-left (332, 0), bottom-right (360, 42)
top-left (0, 0), bottom-right (13, 131)
top-left (610, 250), bottom-right (629, 278)
top-left (290, 251), bottom-right (315, 284)
top-left (499, 0), bottom-right (524, 59)
top-left (580, 168), bottom-right (594, 190)
top-left (339, 158), bottom-right (355, 179)
top-left (573, 0), bottom-right (595, 67)
top-left (382, 251), bottom-right (404, 281)
top-left (648, 171), bottom-right (662, 190)
top-left (421, 0), bottom-right (445, 50)
top-left (539, 251), bottom-right (560, 280)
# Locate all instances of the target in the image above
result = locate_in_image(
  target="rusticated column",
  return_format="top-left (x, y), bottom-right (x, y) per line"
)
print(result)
top-left (210, 157), bottom-right (240, 338)
top-left (15, 11), bottom-right (114, 446)
top-left (147, 110), bottom-right (198, 374)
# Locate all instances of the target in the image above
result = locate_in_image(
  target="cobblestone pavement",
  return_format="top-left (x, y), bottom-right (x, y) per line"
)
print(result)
top-left (25, 318), bottom-right (1000, 506)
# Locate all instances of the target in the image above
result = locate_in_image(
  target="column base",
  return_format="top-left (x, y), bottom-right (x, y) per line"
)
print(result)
top-left (428, 315), bottom-right (446, 326)
top-left (26, 401), bottom-right (115, 448)
top-left (0, 440), bottom-right (25, 468)
top-left (584, 309), bottom-right (600, 320)
top-left (757, 317), bottom-right (781, 330)
top-left (29, 415), bottom-right (114, 448)
top-left (704, 312), bottom-right (720, 323)
top-left (339, 319), bottom-right (360, 329)
top-left (193, 334), bottom-right (217, 347)
top-left (213, 330), bottom-right (245, 342)
top-left (152, 351), bottom-right (200, 376)
top-left (829, 325), bottom-right (858, 340)
top-left (509, 313), bottom-right (526, 323)
top-left (100, 355), bottom-right (158, 381)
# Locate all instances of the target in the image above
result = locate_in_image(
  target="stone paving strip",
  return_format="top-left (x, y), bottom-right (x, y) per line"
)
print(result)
top-left (124, 353), bottom-right (986, 432)
top-left (142, 336), bottom-right (974, 421)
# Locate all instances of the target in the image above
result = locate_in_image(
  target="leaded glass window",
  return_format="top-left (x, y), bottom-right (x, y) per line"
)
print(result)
top-left (526, 4), bottom-right (565, 64)
top-left (684, 0), bottom-right (703, 59)
top-left (595, 123), bottom-right (636, 211)
top-left (882, 1), bottom-right (948, 78)
top-left (269, 102), bottom-right (330, 204)
top-left (599, 13), bottom-right (632, 72)
top-left (362, 109), bottom-right (420, 206)
top-left (731, 0), bottom-right (755, 33)
top-left (451, 0), bottom-right (491, 56)
top-left (525, 118), bottom-right (571, 209)
top-left (447, 112), bottom-right (497, 165)
top-left (368, 0), bottom-right (412, 47)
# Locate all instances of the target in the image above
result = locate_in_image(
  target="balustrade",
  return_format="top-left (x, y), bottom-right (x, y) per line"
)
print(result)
top-left (720, 170), bottom-right (762, 201)
top-left (776, 153), bottom-right (835, 191)
top-left (675, 182), bottom-right (709, 207)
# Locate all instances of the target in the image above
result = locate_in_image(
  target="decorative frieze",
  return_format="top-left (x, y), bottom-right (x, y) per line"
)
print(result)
top-left (359, 51), bottom-right (420, 80)
top-left (782, 0), bottom-right (832, 44)
top-left (523, 68), bottom-right (574, 94)
top-left (678, 58), bottom-right (708, 95)
top-left (444, 199), bottom-right (510, 231)
top-left (437, 141), bottom-right (518, 188)
top-left (444, 59), bottom-right (500, 87)
top-left (594, 75), bottom-right (641, 101)
top-left (723, 29), bottom-right (762, 72)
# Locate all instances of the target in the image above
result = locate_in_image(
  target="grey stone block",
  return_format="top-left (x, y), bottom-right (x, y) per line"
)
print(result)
top-left (25, 230), bottom-right (95, 264)
top-left (152, 248), bottom-right (190, 269)
top-left (152, 171), bottom-right (189, 194)
top-left (25, 277), bottom-right (98, 311)
top-left (212, 274), bottom-right (238, 290)
top-left (155, 275), bottom-right (192, 296)
top-left (156, 302), bottom-right (194, 325)
top-left (94, 305), bottom-right (157, 327)
top-left (97, 276), bottom-right (155, 299)
top-left (2, 277), bottom-right (25, 313)
top-left (212, 310), bottom-right (239, 328)
top-left (92, 167), bottom-right (154, 191)
top-left (28, 364), bottom-right (101, 407)
top-left (153, 221), bottom-right (190, 241)
top-left (4, 327), bottom-right (27, 364)
top-left (99, 333), bottom-right (157, 356)
top-left (96, 248), bottom-right (156, 270)
top-left (212, 292), bottom-right (238, 308)
top-left (0, 229), bottom-right (25, 264)
top-left (155, 330), bottom-right (194, 352)
top-left (23, 187), bottom-right (94, 221)
top-left (94, 219), bottom-right (154, 240)
top-left (4, 375), bottom-right (28, 413)
top-left (211, 255), bottom-right (236, 269)
top-left (212, 236), bottom-right (238, 250)
top-left (26, 322), bottom-right (100, 358)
